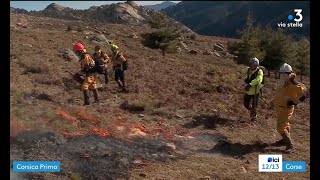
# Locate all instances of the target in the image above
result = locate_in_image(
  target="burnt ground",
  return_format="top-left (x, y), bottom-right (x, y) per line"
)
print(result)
top-left (10, 13), bottom-right (310, 179)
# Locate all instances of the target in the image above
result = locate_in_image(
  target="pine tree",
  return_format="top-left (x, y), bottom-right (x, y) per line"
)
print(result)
top-left (141, 29), bottom-right (180, 58)
top-left (295, 38), bottom-right (310, 81)
top-left (147, 11), bottom-right (169, 29)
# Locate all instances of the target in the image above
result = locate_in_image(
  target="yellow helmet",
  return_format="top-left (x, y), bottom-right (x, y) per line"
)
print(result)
top-left (111, 44), bottom-right (119, 52)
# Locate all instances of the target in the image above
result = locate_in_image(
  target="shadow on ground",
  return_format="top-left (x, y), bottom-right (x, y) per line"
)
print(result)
top-left (183, 114), bottom-right (236, 129)
top-left (198, 139), bottom-right (286, 159)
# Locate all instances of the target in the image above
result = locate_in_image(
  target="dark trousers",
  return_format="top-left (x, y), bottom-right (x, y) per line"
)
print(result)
top-left (244, 93), bottom-right (260, 110)
top-left (115, 69), bottom-right (124, 82)
top-left (104, 69), bottom-right (109, 83)
top-left (114, 68), bottom-right (125, 90)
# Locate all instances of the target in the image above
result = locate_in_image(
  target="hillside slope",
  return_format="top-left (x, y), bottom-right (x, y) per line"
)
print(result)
top-left (10, 13), bottom-right (310, 179)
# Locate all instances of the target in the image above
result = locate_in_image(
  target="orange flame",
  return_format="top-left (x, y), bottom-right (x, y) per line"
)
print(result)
top-left (91, 128), bottom-right (110, 137)
top-left (132, 124), bottom-right (147, 133)
top-left (56, 110), bottom-right (78, 122)
top-left (78, 108), bottom-right (100, 125)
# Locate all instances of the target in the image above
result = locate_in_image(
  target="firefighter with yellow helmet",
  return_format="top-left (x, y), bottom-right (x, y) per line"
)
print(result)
top-left (110, 44), bottom-right (128, 92)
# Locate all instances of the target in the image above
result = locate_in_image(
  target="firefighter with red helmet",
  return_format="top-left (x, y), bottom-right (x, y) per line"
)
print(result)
top-left (73, 42), bottom-right (99, 105)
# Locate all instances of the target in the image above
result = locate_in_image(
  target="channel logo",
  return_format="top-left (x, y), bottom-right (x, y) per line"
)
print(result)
top-left (259, 155), bottom-right (307, 172)
top-left (268, 157), bottom-right (279, 163)
top-left (13, 161), bottom-right (60, 172)
top-left (259, 154), bottom-right (282, 172)
top-left (277, 9), bottom-right (304, 28)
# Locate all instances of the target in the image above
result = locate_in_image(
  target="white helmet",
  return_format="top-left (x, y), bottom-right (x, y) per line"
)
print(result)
top-left (279, 63), bottom-right (293, 73)
top-left (249, 57), bottom-right (259, 65)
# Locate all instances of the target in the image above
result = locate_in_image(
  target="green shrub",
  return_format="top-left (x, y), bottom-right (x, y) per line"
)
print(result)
top-left (228, 14), bottom-right (309, 76)
top-left (141, 28), bottom-right (180, 57)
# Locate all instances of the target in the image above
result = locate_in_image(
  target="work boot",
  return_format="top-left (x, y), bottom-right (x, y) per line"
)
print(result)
top-left (121, 81), bottom-right (126, 92)
top-left (83, 90), bottom-right (90, 105)
top-left (273, 139), bottom-right (286, 146)
top-left (283, 130), bottom-right (294, 154)
top-left (272, 134), bottom-right (286, 147)
top-left (285, 144), bottom-right (295, 154)
top-left (92, 89), bottom-right (99, 103)
top-left (250, 110), bottom-right (257, 121)
top-left (116, 80), bottom-right (123, 88)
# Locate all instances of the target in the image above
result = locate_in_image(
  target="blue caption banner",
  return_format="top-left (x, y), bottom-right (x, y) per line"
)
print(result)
top-left (13, 161), bottom-right (60, 172)
top-left (282, 161), bottom-right (306, 172)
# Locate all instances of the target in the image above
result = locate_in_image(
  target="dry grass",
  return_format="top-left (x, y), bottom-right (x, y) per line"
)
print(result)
top-left (10, 13), bottom-right (310, 179)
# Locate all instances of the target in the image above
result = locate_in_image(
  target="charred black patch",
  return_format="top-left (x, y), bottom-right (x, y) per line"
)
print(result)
top-left (119, 101), bottom-right (145, 113)
top-left (11, 131), bottom-right (180, 180)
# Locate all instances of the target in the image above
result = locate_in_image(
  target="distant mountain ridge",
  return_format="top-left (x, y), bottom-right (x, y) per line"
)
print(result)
top-left (10, 1), bottom-right (194, 34)
top-left (10, 7), bottom-right (29, 14)
top-left (162, 1), bottom-right (310, 39)
top-left (145, 1), bottom-right (177, 10)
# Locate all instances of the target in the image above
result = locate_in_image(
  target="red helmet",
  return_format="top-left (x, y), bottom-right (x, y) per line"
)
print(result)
top-left (73, 42), bottom-right (85, 52)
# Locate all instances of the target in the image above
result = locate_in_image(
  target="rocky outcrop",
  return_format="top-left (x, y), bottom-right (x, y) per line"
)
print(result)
top-left (11, 2), bottom-right (195, 34)
top-left (44, 3), bottom-right (66, 11)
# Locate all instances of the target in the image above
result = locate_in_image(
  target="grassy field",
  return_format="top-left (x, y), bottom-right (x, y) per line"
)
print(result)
top-left (10, 13), bottom-right (310, 179)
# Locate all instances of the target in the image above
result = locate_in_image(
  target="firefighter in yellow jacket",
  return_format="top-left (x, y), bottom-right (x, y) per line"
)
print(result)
top-left (272, 63), bottom-right (307, 153)
top-left (92, 45), bottom-right (110, 84)
top-left (243, 57), bottom-right (264, 121)
top-left (110, 44), bottom-right (128, 91)
top-left (73, 42), bottom-right (99, 105)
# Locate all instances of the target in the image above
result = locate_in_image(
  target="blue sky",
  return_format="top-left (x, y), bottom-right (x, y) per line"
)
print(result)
top-left (10, 1), bottom-right (180, 11)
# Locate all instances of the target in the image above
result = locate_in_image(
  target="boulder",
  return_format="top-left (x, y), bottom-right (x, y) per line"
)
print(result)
top-left (213, 52), bottom-right (221, 57)
top-left (126, 0), bottom-right (139, 8)
top-left (95, 29), bottom-right (102, 34)
top-left (108, 33), bottom-right (116, 37)
top-left (213, 43), bottom-right (224, 52)
top-left (83, 31), bottom-right (95, 35)
top-left (179, 42), bottom-right (189, 50)
top-left (17, 22), bottom-right (27, 28)
top-left (58, 48), bottom-right (79, 62)
top-left (89, 34), bottom-right (108, 43)
top-left (176, 47), bottom-right (182, 53)
top-left (177, 36), bottom-right (185, 42)
top-left (129, 33), bottom-right (139, 39)
top-left (203, 49), bottom-right (213, 55)
top-left (91, 40), bottom-right (104, 46)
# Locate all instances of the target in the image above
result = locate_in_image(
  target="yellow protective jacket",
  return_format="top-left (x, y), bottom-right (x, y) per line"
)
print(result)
top-left (79, 53), bottom-right (96, 75)
top-left (274, 74), bottom-right (307, 108)
top-left (92, 51), bottom-right (110, 68)
top-left (110, 51), bottom-right (126, 67)
top-left (244, 67), bottom-right (264, 95)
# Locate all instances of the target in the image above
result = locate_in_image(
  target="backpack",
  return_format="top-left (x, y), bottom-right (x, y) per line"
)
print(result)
top-left (81, 53), bottom-right (97, 74)
top-left (122, 60), bottom-right (128, 70)
top-left (115, 52), bottom-right (128, 70)
top-left (92, 52), bottom-right (106, 74)
top-left (245, 66), bottom-right (265, 85)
